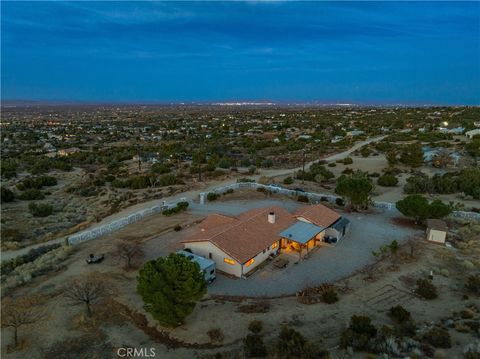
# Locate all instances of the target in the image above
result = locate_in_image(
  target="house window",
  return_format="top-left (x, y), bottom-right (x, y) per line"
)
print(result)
top-left (245, 258), bottom-right (255, 267)
top-left (224, 258), bottom-right (235, 265)
top-left (271, 242), bottom-right (278, 249)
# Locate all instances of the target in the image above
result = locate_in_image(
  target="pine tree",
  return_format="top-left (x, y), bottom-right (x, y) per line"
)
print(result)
top-left (137, 253), bottom-right (207, 327)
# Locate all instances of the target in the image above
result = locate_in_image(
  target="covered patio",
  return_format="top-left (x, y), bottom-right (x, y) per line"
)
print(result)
top-left (279, 221), bottom-right (325, 259)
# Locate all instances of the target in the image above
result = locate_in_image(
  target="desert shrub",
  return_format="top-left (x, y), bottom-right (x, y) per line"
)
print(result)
top-left (328, 162), bottom-right (336, 167)
top-left (248, 320), bottom-right (263, 334)
top-left (322, 288), bottom-right (339, 304)
top-left (465, 275), bottom-right (480, 294)
top-left (207, 328), bottom-right (224, 343)
top-left (1, 187), bottom-right (15, 202)
top-left (277, 326), bottom-right (316, 359)
top-left (389, 305), bottom-right (411, 323)
top-left (1, 228), bottom-right (23, 243)
top-left (28, 202), bottom-right (53, 217)
top-left (43, 333), bottom-right (113, 359)
top-left (174, 225), bottom-right (182, 231)
top-left (361, 147), bottom-right (372, 157)
top-left (422, 327), bottom-right (451, 348)
top-left (162, 201), bottom-right (189, 216)
top-left (1, 243), bottom-right (61, 276)
top-left (18, 189), bottom-right (45, 200)
top-left (340, 315), bottom-right (377, 351)
top-left (416, 279), bottom-right (438, 299)
top-left (151, 163), bottom-right (171, 174)
top-left (237, 178), bottom-right (255, 183)
top-left (297, 195), bottom-right (309, 203)
top-left (343, 157), bottom-right (353, 165)
top-left (283, 176), bottom-right (293, 185)
top-left (224, 188), bottom-right (234, 195)
top-left (335, 197), bottom-right (345, 206)
top-left (377, 174), bottom-right (398, 187)
top-left (207, 192), bottom-right (219, 201)
top-left (2, 245), bottom-right (72, 293)
top-left (16, 176), bottom-right (57, 190)
top-left (244, 334), bottom-right (267, 358)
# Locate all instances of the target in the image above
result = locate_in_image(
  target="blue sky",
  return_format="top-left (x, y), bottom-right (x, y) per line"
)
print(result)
top-left (1, 1), bottom-right (479, 104)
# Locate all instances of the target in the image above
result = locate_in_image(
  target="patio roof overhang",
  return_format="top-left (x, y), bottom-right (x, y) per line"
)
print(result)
top-left (279, 221), bottom-right (324, 244)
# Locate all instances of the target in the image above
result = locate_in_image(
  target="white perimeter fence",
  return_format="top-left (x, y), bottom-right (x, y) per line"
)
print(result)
top-left (67, 182), bottom-right (480, 246)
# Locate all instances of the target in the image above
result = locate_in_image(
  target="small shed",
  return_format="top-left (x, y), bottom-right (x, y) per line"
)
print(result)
top-left (326, 217), bottom-right (351, 241)
top-left (426, 219), bottom-right (448, 244)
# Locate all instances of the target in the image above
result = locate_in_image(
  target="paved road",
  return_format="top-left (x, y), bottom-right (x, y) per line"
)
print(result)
top-left (1, 135), bottom-right (386, 262)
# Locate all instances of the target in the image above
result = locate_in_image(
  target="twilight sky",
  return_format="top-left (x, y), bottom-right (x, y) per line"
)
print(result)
top-left (1, 1), bottom-right (479, 104)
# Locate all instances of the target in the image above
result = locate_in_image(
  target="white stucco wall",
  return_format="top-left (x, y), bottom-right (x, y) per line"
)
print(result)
top-left (427, 229), bottom-right (446, 244)
top-left (242, 240), bottom-right (280, 276)
top-left (184, 241), bottom-right (242, 277)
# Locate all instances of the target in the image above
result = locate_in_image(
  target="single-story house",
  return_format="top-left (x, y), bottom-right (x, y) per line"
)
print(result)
top-left (182, 204), bottom-right (350, 278)
top-left (426, 219), bottom-right (448, 245)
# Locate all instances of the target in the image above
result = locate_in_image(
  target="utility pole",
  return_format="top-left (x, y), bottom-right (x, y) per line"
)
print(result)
top-left (136, 144), bottom-right (141, 171)
top-left (302, 149), bottom-right (306, 184)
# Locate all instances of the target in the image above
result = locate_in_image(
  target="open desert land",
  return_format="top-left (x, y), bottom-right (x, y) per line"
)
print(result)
top-left (1, 188), bottom-right (480, 358)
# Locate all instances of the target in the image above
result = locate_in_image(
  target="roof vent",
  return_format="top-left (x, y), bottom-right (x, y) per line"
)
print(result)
top-left (268, 212), bottom-right (276, 224)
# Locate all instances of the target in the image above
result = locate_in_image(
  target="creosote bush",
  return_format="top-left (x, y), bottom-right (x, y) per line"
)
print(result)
top-left (321, 288), bottom-right (339, 304)
top-left (248, 320), bottom-right (263, 334)
top-left (416, 279), bottom-right (438, 299)
top-left (465, 275), bottom-right (480, 294)
top-left (28, 202), bottom-right (53, 217)
top-left (389, 305), bottom-right (411, 323)
top-left (244, 334), bottom-right (267, 358)
top-left (340, 315), bottom-right (377, 351)
top-left (422, 327), bottom-right (451, 348)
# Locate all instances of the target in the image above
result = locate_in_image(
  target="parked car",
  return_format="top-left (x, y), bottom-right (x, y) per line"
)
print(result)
top-left (86, 254), bottom-right (105, 264)
top-left (323, 236), bottom-right (337, 244)
top-left (293, 187), bottom-right (306, 193)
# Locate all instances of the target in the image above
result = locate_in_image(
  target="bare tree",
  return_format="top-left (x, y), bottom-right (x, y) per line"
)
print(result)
top-left (115, 240), bottom-right (144, 269)
top-left (406, 237), bottom-right (420, 258)
top-left (64, 274), bottom-right (112, 316)
top-left (1, 296), bottom-right (46, 347)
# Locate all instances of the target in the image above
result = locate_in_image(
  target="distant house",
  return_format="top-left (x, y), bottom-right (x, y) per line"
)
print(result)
top-left (182, 204), bottom-right (350, 278)
top-left (426, 219), bottom-right (448, 245)
top-left (346, 130), bottom-right (364, 137)
top-left (58, 147), bottom-right (80, 157)
top-left (466, 129), bottom-right (480, 139)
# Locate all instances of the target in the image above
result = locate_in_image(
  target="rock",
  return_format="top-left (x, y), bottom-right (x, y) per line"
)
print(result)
top-left (455, 322), bottom-right (470, 333)
top-left (461, 309), bottom-right (475, 319)
top-left (434, 349), bottom-right (447, 358)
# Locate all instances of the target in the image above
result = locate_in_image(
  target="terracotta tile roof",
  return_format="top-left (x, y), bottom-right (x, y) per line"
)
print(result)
top-left (293, 203), bottom-right (341, 228)
top-left (183, 206), bottom-right (296, 264)
top-left (199, 214), bottom-right (235, 230)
